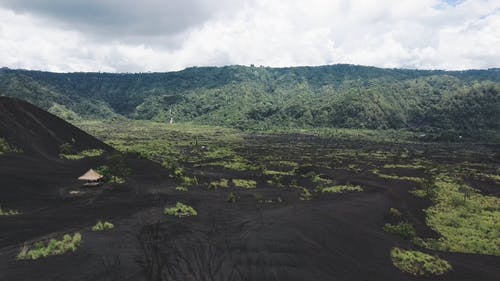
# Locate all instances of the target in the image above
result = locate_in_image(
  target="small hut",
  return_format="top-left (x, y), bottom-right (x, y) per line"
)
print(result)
top-left (78, 169), bottom-right (103, 186)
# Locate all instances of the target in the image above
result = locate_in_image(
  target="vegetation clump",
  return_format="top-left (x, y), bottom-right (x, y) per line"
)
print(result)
top-left (318, 184), bottom-right (363, 193)
top-left (421, 175), bottom-right (500, 256)
top-left (208, 179), bottom-right (229, 190)
top-left (96, 154), bottom-right (131, 184)
top-left (175, 186), bottom-right (188, 192)
top-left (232, 179), bottom-right (257, 189)
top-left (388, 207), bottom-right (403, 217)
top-left (0, 205), bottom-right (20, 216)
top-left (164, 202), bottom-right (197, 218)
top-left (383, 222), bottom-right (416, 240)
top-left (60, 148), bottom-right (104, 160)
top-left (390, 247), bottom-right (452, 276)
top-left (92, 221), bottom-right (114, 232)
top-left (0, 138), bottom-right (19, 155)
top-left (299, 188), bottom-right (313, 201)
top-left (17, 233), bottom-right (82, 260)
top-left (372, 169), bottom-right (424, 183)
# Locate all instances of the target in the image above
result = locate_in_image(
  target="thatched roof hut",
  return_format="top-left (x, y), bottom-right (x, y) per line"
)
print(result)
top-left (78, 169), bottom-right (103, 181)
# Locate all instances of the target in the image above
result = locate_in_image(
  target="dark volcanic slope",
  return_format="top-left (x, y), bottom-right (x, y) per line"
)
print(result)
top-left (0, 97), bottom-right (111, 158)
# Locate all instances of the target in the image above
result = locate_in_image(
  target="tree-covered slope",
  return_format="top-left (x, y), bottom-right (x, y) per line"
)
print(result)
top-left (0, 65), bottom-right (499, 136)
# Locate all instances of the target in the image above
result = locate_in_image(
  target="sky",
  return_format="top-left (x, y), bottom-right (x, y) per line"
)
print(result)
top-left (0, 0), bottom-right (499, 72)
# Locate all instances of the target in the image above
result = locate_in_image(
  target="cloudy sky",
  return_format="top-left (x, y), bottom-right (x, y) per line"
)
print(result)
top-left (0, 0), bottom-right (499, 72)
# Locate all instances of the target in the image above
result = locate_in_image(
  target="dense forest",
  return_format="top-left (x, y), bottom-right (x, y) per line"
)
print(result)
top-left (0, 65), bottom-right (499, 139)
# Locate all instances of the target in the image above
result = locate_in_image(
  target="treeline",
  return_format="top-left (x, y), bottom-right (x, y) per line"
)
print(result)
top-left (0, 65), bottom-right (499, 139)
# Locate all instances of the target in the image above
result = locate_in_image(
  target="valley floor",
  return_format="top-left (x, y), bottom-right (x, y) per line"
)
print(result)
top-left (1, 122), bottom-right (499, 281)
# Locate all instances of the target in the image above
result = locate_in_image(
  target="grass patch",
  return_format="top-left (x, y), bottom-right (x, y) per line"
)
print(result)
top-left (0, 205), bottom-right (20, 216)
top-left (60, 149), bottom-right (104, 160)
top-left (383, 164), bottom-right (426, 169)
top-left (318, 184), bottom-right (363, 193)
top-left (383, 222), bottom-right (416, 240)
top-left (164, 202), bottom-right (197, 218)
top-left (17, 233), bottom-right (82, 260)
top-left (262, 169), bottom-right (294, 176)
top-left (208, 159), bottom-right (259, 171)
top-left (388, 207), bottom-right (403, 217)
top-left (208, 179), bottom-right (229, 190)
top-left (233, 179), bottom-right (257, 189)
top-left (409, 189), bottom-right (427, 198)
top-left (372, 169), bottom-right (424, 183)
top-left (420, 174), bottom-right (500, 256)
top-left (390, 247), bottom-right (452, 276)
top-left (92, 221), bottom-right (114, 232)
top-left (299, 188), bottom-right (313, 201)
top-left (175, 186), bottom-right (188, 192)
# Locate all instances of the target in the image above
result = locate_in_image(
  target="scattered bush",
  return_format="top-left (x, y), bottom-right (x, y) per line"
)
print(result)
top-left (266, 175), bottom-right (285, 188)
top-left (388, 207), bottom-right (403, 217)
top-left (318, 184), bottom-right (363, 193)
top-left (60, 149), bottom-right (104, 160)
top-left (164, 202), bottom-right (197, 218)
top-left (409, 189), bottom-right (427, 198)
top-left (0, 205), bottom-right (20, 216)
top-left (92, 221), bottom-right (114, 232)
top-left (299, 188), bottom-right (312, 201)
top-left (390, 247), bottom-right (452, 276)
top-left (383, 222), bottom-right (417, 240)
top-left (233, 179), bottom-right (257, 189)
top-left (208, 179), bottom-right (229, 190)
top-left (97, 165), bottom-right (126, 184)
top-left (175, 186), bottom-right (188, 192)
top-left (17, 233), bottom-right (82, 260)
top-left (181, 176), bottom-right (198, 187)
top-left (0, 138), bottom-right (19, 155)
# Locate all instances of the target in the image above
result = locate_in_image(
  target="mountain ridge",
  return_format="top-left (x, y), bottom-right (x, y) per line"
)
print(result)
top-left (1, 64), bottom-right (499, 138)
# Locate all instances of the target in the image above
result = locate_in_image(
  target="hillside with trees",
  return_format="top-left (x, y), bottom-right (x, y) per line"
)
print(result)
top-left (0, 65), bottom-right (499, 139)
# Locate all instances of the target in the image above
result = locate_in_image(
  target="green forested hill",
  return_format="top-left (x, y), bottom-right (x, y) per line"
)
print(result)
top-left (0, 65), bottom-right (499, 138)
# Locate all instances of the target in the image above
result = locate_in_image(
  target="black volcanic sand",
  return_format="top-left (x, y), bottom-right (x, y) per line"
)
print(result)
top-left (1, 136), bottom-right (499, 281)
top-left (0, 97), bottom-right (499, 281)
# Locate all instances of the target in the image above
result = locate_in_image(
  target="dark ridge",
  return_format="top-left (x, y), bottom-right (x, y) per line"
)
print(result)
top-left (0, 97), bottom-right (112, 158)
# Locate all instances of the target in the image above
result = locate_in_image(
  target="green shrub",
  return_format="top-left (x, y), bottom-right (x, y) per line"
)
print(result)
top-left (383, 222), bottom-right (417, 240)
top-left (181, 176), bottom-right (198, 187)
top-left (318, 184), bottom-right (363, 193)
top-left (208, 179), bottom-right (229, 190)
top-left (423, 174), bottom-right (500, 256)
top-left (409, 189), bottom-right (427, 198)
top-left (175, 186), bottom-right (188, 192)
top-left (0, 138), bottom-right (18, 155)
top-left (92, 221), bottom-right (114, 232)
top-left (388, 207), bottom-right (402, 217)
top-left (233, 179), bottom-right (257, 189)
top-left (390, 247), bottom-right (452, 276)
top-left (17, 233), bottom-right (82, 260)
top-left (299, 188), bottom-right (312, 201)
top-left (0, 205), bottom-right (20, 216)
top-left (266, 175), bottom-right (285, 188)
top-left (164, 202), bottom-right (197, 218)
top-left (60, 149), bottom-right (104, 160)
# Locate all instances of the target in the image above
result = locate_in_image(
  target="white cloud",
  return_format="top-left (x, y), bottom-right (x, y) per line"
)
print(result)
top-left (0, 0), bottom-right (499, 72)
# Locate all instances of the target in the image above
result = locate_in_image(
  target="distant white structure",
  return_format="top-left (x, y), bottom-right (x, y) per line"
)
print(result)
top-left (170, 117), bottom-right (174, 124)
